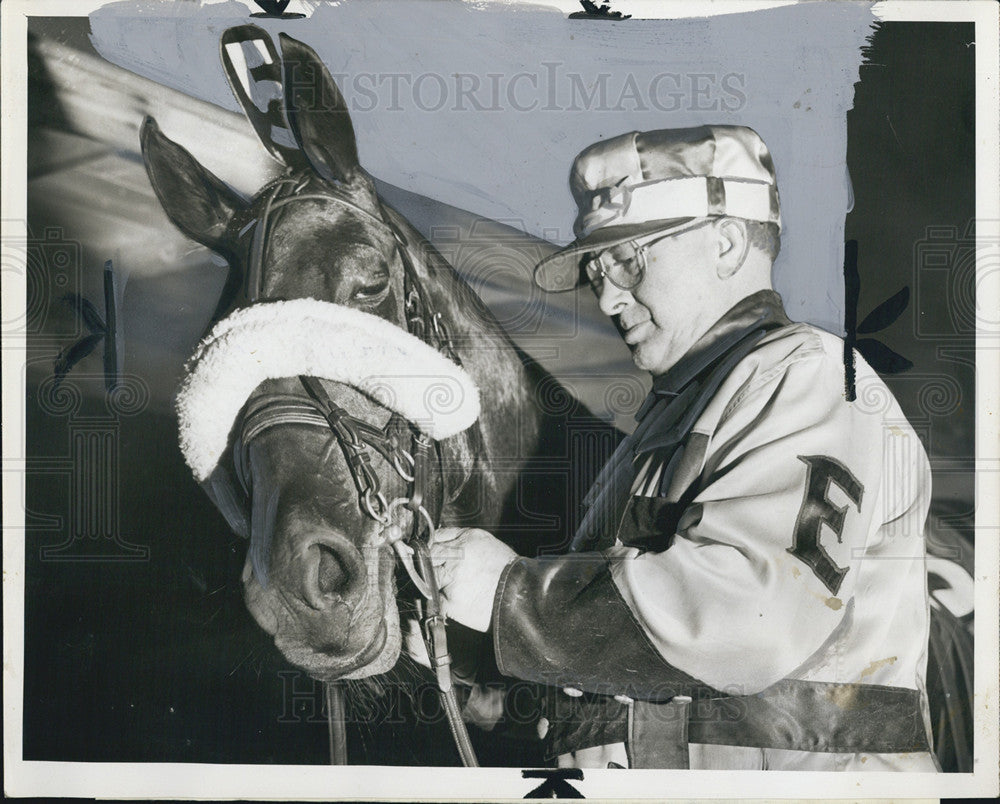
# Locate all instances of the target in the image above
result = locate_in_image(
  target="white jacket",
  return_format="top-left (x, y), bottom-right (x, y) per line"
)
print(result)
top-left (609, 323), bottom-right (935, 770)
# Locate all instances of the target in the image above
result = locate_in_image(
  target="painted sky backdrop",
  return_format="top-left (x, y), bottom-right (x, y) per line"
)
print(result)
top-left (88, 0), bottom-right (877, 334)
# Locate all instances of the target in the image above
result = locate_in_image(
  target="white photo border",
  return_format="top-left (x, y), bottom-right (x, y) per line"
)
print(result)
top-left (2, 0), bottom-right (997, 799)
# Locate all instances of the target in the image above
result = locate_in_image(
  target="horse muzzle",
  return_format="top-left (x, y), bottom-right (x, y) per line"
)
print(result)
top-left (242, 532), bottom-right (401, 680)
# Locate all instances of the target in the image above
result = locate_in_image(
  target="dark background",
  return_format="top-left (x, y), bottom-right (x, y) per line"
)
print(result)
top-left (21, 18), bottom-right (975, 766)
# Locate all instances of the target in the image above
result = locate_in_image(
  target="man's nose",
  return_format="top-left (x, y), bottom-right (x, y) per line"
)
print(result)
top-left (597, 280), bottom-right (633, 317)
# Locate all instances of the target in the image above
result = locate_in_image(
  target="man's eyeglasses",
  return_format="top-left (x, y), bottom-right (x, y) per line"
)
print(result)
top-left (583, 220), bottom-right (712, 292)
top-left (583, 232), bottom-right (675, 292)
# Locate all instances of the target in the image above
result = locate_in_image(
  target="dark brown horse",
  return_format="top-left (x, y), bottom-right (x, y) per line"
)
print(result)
top-left (141, 27), bottom-right (612, 739)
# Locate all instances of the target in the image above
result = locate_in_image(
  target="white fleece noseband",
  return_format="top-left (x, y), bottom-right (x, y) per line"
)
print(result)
top-left (176, 299), bottom-right (480, 481)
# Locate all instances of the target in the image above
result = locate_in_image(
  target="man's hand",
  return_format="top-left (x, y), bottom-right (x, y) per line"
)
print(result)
top-left (430, 527), bottom-right (516, 632)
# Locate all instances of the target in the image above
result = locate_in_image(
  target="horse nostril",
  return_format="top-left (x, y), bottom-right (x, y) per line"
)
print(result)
top-left (314, 541), bottom-right (349, 596)
top-left (301, 533), bottom-right (363, 609)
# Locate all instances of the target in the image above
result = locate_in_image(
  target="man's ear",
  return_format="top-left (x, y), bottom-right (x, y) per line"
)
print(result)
top-left (715, 217), bottom-right (750, 279)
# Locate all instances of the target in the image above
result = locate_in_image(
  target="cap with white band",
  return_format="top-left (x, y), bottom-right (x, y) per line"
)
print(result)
top-left (534, 125), bottom-right (782, 292)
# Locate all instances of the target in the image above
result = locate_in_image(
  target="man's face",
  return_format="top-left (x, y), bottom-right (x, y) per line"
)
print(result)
top-left (592, 222), bottom-right (719, 376)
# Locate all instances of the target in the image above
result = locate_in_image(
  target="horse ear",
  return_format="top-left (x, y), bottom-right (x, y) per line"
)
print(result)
top-left (140, 116), bottom-right (246, 254)
top-left (278, 33), bottom-right (361, 184)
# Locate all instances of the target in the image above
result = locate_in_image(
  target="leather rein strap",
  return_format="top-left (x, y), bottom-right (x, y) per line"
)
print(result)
top-left (234, 178), bottom-right (479, 767)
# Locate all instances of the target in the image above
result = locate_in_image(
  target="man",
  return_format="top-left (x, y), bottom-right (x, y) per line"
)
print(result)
top-left (431, 126), bottom-right (937, 771)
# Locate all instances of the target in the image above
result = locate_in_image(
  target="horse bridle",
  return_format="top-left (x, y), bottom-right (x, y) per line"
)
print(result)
top-left (236, 174), bottom-right (463, 366)
top-left (235, 379), bottom-right (442, 598)
top-left (230, 174), bottom-right (479, 766)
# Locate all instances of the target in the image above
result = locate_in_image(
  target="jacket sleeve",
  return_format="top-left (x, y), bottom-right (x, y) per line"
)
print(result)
top-left (493, 346), bottom-right (900, 696)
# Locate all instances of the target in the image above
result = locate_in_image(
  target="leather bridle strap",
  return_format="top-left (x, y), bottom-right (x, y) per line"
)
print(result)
top-left (293, 377), bottom-right (478, 767)
top-left (390, 218), bottom-right (462, 367)
top-left (237, 383), bottom-right (426, 526)
top-left (299, 375), bottom-right (425, 526)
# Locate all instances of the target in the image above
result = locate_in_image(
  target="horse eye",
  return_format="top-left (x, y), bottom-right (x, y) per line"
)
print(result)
top-left (352, 275), bottom-right (390, 301)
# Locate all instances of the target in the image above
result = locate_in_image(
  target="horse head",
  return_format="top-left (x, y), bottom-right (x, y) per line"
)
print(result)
top-left (142, 29), bottom-right (529, 682)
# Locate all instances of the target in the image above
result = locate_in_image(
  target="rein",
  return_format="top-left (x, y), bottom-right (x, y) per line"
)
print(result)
top-left (233, 177), bottom-right (479, 767)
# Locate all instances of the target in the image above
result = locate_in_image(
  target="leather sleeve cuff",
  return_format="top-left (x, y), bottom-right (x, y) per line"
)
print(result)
top-left (492, 553), bottom-right (718, 700)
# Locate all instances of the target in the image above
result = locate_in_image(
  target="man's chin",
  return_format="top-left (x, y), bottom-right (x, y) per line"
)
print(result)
top-left (628, 336), bottom-right (680, 376)
top-left (630, 345), bottom-right (663, 374)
